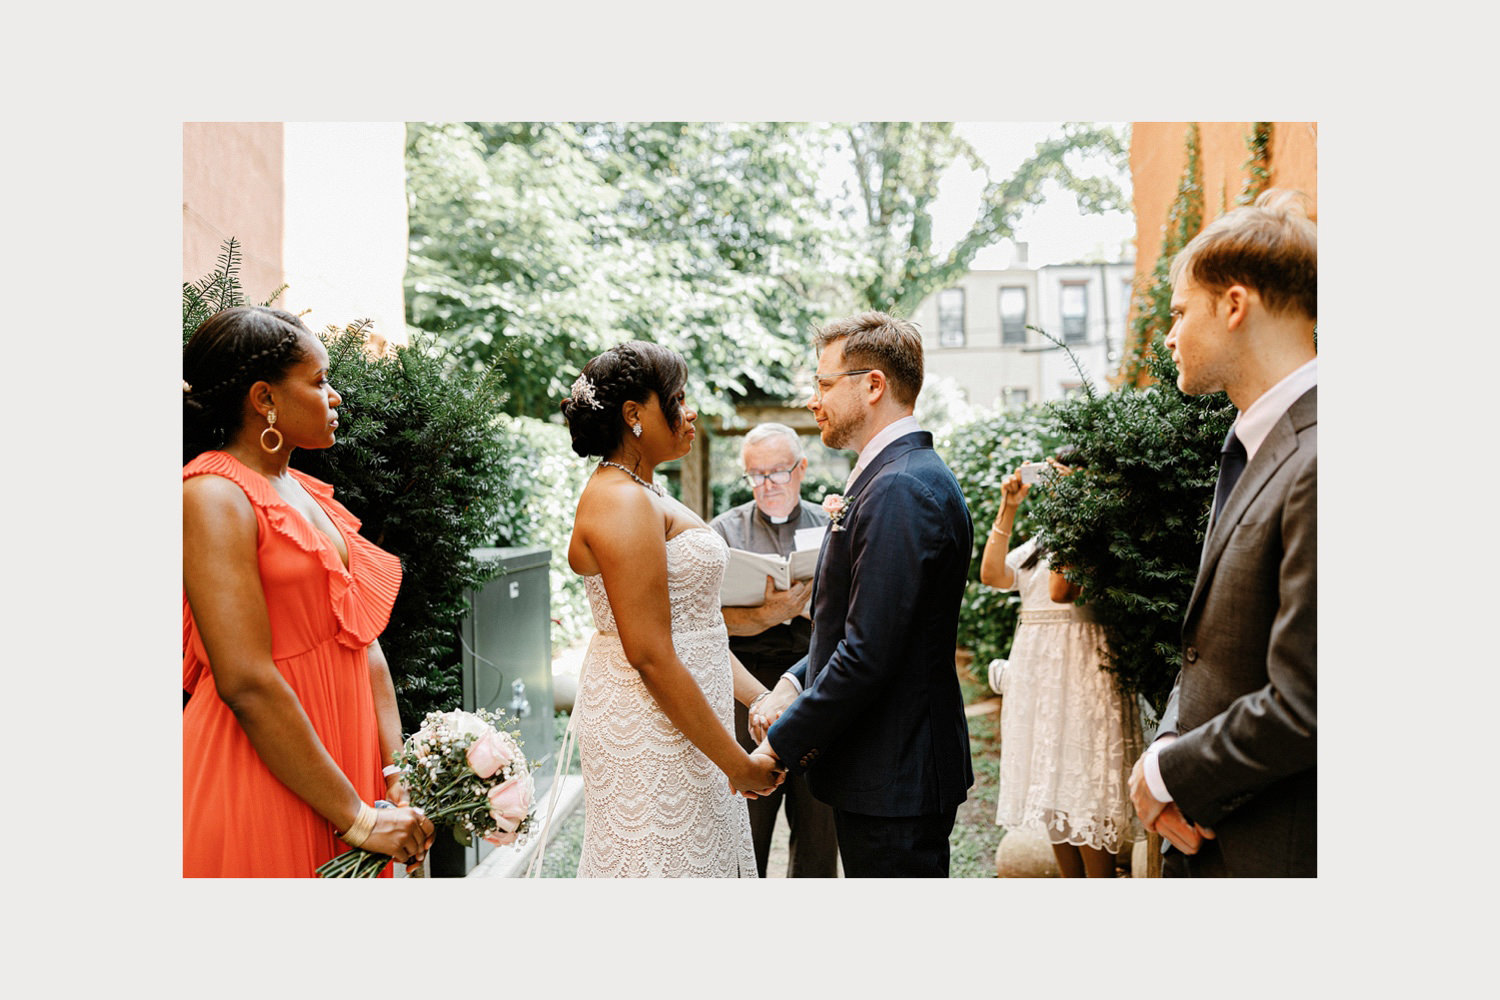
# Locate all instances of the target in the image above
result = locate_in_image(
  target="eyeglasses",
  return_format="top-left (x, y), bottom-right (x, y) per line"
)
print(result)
top-left (742, 464), bottom-right (800, 487)
top-left (811, 369), bottom-right (876, 400)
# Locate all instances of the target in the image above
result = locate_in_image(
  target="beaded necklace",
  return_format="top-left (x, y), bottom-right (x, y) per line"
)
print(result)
top-left (598, 460), bottom-right (665, 497)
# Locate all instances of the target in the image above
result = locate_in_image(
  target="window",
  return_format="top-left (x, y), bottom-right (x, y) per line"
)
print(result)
top-left (1061, 282), bottom-right (1088, 344)
top-left (937, 288), bottom-right (965, 347)
top-left (1001, 387), bottom-right (1029, 409)
top-left (999, 287), bottom-right (1027, 345)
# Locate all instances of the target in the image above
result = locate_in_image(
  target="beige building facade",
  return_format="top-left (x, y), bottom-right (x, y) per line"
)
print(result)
top-left (910, 256), bottom-right (1133, 409)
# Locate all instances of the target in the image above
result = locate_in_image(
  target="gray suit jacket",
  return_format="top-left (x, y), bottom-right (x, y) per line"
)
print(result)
top-left (1157, 386), bottom-right (1317, 876)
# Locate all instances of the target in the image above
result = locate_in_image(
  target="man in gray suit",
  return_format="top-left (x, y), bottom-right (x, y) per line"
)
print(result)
top-left (1129, 189), bottom-right (1317, 877)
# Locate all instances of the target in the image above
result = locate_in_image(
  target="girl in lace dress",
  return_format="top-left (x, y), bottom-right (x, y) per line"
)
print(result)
top-left (557, 342), bottom-right (784, 877)
top-left (980, 453), bottom-right (1143, 877)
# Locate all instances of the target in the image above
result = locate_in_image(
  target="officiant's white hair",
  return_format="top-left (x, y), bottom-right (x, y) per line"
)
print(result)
top-left (740, 422), bottom-right (803, 463)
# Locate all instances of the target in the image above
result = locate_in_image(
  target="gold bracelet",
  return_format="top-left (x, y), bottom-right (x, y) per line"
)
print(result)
top-left (989, 526), bottom-right (1010, 539)
top-left (338, 802), bottom-right (378, 848)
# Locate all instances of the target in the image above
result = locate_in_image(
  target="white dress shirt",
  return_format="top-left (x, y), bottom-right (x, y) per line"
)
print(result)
top-left (1143, 357), bottom-right (1318, 802)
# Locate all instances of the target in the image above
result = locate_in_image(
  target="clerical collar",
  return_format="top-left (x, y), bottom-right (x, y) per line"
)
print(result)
top-left (757, 504), bottom-right (800, 526)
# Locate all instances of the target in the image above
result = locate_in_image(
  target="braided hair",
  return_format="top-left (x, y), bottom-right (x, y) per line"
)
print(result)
top-left (183, 306), bottom-right (312, 464)
top-left (559, 341), bottom-right (688, 458)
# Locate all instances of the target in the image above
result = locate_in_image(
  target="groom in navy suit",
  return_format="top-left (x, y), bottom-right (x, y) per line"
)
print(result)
top-left (753, 311), bottom-right (973, 877)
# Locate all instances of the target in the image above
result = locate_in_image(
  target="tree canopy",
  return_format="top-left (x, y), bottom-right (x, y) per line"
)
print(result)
top-left (405, 121), bottom-right (844, 420)
top-left (404, 121), bottom-right (1130, 417)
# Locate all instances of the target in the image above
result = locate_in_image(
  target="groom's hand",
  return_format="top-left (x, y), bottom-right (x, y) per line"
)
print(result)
top-left (1153, 804), bottom-right (1208, 855)
top-left (751, 676), bottom-right (799, 739)
top-left (734, 749), bottom-right (786, 799)
top-left (1131, 756), bottom-right (1215, 855)
top-left (1129, 757), bottom-right (1167, 828)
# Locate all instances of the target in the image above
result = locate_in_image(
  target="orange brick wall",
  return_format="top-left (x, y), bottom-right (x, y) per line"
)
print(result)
top-left (1125, 122), bottom-right (1317, 367)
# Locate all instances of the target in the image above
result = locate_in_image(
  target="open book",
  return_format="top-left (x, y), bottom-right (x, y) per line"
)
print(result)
top-left (720, 545), bottom-right (822, 607)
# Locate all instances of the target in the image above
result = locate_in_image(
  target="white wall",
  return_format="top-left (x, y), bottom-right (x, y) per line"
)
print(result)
top-left (1037, 262), bottom-right (1134, 399)
top-left (281, 123), bottom-right (410, 345)
top-left (911, 268), bottom-right (1043, 411)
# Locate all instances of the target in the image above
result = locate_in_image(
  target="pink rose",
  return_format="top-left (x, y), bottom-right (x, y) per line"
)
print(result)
top-left (821, 493), bottom-right (846, 518)
top-left (465, 731), bottom-right (514, 779)
top-left (484, 830), bottom-right (519, 847)
top-left (487, 774), bottom-right (533, 833)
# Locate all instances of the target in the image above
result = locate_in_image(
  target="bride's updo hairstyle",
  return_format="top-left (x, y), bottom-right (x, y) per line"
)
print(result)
top-left (183, 306), bottom-right (312, 465)
top-left (560, 340), bottom-right (688, 458)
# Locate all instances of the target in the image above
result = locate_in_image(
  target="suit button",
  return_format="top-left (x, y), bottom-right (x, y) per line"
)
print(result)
top-left (1185, 646), bottom-right (1198, 663)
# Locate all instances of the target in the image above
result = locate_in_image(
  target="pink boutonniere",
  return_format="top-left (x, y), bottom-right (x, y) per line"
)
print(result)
top-left (823, 493), bottom-right (850, 532)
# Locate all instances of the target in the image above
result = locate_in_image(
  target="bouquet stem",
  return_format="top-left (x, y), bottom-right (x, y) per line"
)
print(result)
top-left (315, 846), bottom-right (391, 878)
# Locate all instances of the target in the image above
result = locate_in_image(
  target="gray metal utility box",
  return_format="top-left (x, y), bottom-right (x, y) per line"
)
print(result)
top-left (430, 545), bottom-right (555, 877)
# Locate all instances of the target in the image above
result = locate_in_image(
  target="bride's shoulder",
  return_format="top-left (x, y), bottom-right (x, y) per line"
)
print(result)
top-left (576, 477), bottom-right (665, 534)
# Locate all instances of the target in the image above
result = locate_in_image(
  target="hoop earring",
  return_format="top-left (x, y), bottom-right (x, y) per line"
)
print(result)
top-left (631, 423), bottom-right (642, 438)
top-left (260, 409), bottom-right (284, 453)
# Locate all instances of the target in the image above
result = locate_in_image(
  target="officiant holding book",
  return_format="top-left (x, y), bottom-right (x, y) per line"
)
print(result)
top-left (710, 423), bottom-right (839, 877)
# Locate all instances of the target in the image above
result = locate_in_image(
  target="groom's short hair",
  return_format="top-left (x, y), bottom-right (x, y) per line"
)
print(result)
top-left (1170, 188), bottom-right (1317, 321)
top-left (813, 311), bottom-right (924, 407)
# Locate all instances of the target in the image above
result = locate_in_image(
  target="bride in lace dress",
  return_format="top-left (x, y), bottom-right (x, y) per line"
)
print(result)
top-left (558, 342), bottom-right (783, 877)
top-left (980, 454), bottom-right (1143, 878)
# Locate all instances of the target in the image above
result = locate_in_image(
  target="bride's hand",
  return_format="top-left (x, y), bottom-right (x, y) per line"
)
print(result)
top-left (731, 751), bottom-right (785, 799)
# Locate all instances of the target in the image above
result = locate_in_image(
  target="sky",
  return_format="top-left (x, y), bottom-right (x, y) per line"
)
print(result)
top-left (935, 122), bottom-right (1136, 269)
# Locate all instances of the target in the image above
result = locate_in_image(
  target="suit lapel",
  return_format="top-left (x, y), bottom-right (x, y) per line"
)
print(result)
top-left (1184, 387), bottom-right (1316, 624)
top-left (809, 432), bottom-right (932, 683)
top-left (844, 431), bottom-right (931, 498)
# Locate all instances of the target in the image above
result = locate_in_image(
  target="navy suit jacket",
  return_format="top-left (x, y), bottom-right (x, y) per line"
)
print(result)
top-left (767, 431), bottom-right (974, 817)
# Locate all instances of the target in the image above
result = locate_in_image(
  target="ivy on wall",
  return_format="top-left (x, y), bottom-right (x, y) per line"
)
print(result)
top-left (1238, 122), bottom-right (1274, 205)
top-left (1121, 123), bottom-right (1204, 386)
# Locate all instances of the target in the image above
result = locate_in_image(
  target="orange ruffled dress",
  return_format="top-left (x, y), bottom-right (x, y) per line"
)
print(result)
top-left (182, 451), bottom-right (402, 877)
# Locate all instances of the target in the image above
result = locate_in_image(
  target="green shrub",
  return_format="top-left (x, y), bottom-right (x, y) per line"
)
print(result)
top-left (935, 405), bottom-right (1064, 668)
top-left (1027, 337), bottom-right (1234, 713)
top-left (181, 237), bottom-right (284, 343)
top-left (291, 322), bottom-right (515, 732)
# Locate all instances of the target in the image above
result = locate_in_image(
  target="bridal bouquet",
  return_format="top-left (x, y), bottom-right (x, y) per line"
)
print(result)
top-left (316, 707), bottom-right (535, 877)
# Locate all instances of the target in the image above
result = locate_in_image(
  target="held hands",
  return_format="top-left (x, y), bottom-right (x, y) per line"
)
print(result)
top-left (748, 676), bottom-right (800, 743)
top-left (732, 748), bottom-right (786, 799)
top-left (1129, 757), bottom-right (1215, 855)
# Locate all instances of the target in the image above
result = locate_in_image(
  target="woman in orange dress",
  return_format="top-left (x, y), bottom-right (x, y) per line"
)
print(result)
top-left (182, 306), bottom-right (434, 876)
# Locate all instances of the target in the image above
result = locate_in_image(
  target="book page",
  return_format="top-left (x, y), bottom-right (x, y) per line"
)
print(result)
top-left (794, 525), bottom-right (826, 552)
top-left (788, 546), bottom-right (820, 581)
top-left (720, 547), bottom-right (791, 606)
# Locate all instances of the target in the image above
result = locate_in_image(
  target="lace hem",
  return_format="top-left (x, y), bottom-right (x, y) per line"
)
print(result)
top-left (997, 805), bottom-right (1139, 854)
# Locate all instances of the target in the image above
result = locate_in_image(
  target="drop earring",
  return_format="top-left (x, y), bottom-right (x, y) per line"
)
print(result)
top-left (260, 408), bottom-right (284, 453)
top-left (631, 423), bottom-right (642, 438)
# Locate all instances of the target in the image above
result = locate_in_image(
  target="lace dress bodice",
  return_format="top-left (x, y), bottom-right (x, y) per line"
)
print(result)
top-left (582, 529), bottom-right (731, 637)
top-left (573, 525), bottom-right (756, 877)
